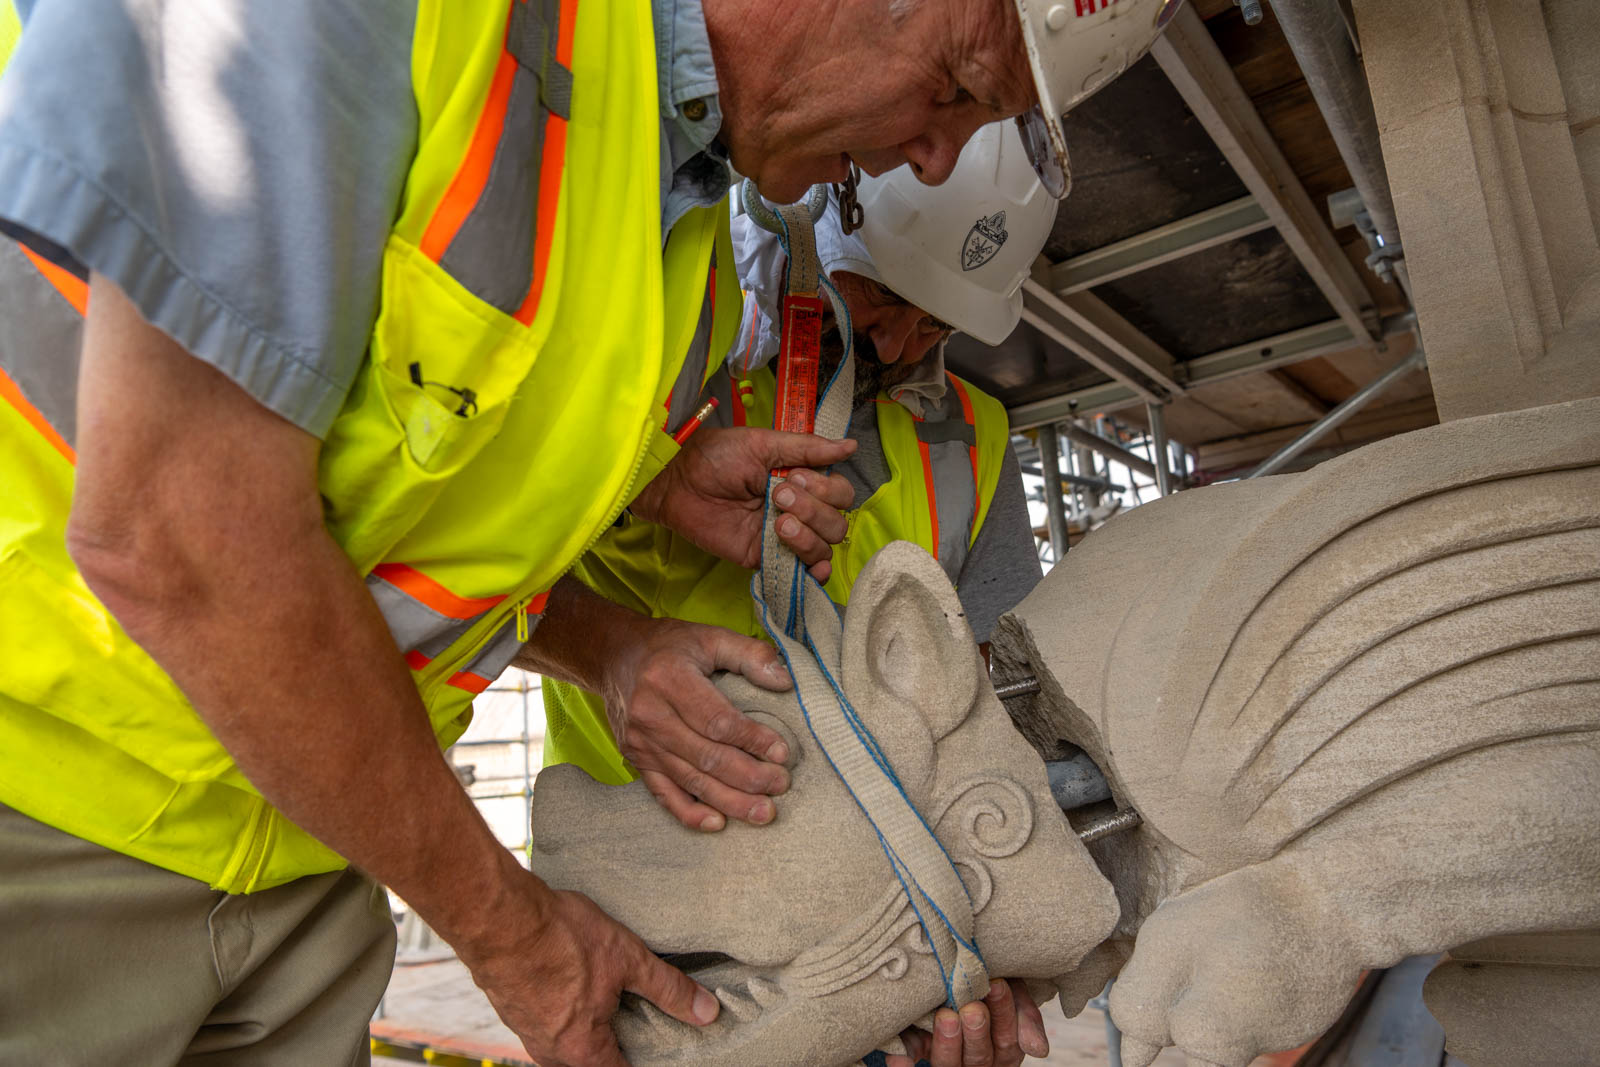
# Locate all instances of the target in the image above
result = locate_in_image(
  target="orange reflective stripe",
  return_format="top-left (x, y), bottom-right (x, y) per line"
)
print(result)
top-left (945, 373), bottom-right (981, 525)
top-left (510, 0), bottom-right (577, 326)
top-left (401, 646), bottom-right (490, 694)
top-left (404, 643), bottom-right (502, 694)
top-left (18, 243), bottom-right (88, 316)
top-left (0, 365), bottom-right (75, 464)
top-left (371, 562), bottom-right (507, 619)
top-left (419, 33), bottom-right (520, 262)
top-left (445, 669), bottom-right (494, 695)
top-left (918, 437), bottom-right (940, 561)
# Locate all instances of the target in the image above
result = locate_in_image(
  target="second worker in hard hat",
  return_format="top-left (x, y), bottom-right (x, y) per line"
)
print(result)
top-left (531, 122), bottom-right (1059, 1064)
top-left (541, 119), bottom-right (1056, 800)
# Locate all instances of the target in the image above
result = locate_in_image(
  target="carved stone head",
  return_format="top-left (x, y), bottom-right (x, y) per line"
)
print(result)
top-left (529, 541), bottom-right (1121, 1067)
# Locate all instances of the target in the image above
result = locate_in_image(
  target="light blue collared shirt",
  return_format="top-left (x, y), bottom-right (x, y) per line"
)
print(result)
top-left (653, 0), bottom-right (733, 234)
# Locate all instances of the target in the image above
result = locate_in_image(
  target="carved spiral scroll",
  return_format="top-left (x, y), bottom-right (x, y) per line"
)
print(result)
top-left (933, 776), bottom-right (1035, 860)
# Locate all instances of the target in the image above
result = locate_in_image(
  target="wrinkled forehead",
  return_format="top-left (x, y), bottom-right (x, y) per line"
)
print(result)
top-left (947, 0), bottom-right (1037, 115)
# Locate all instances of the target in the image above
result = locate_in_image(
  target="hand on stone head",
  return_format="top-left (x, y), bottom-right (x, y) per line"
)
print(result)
top-left (601, 613), bottom-right (799, 832)
top-left (887, 979), bottom-right (1049, 1067)
top-left (453, 852), bottom-right (721, 1067)
top-left (703, 0), bottom-right (1035, 201)
top-left (633, 425), bottom-right (857, 583)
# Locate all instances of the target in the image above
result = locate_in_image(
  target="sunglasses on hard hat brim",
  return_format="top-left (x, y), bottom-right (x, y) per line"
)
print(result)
top-left (1015, 106), bottom-right (1068, 201)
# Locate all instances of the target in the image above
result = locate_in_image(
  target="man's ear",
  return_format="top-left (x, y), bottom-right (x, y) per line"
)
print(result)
top-left (839, 542), bottom-right (982, 799)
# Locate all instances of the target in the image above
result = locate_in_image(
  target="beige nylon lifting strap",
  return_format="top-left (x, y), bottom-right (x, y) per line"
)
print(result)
top-left (752, 198), bottom-right (989, 1009)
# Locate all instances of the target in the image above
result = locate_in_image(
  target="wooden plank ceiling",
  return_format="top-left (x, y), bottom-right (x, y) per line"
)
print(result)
top-left (942, 0), bottom-right (1433, 477)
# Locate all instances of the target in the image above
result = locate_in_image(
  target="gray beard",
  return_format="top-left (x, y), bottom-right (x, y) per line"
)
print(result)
top-left (818, 326), bottom-right (918, 404)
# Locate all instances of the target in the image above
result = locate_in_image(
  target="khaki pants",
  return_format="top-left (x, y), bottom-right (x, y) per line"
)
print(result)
top-left (0, 801), bottom-right (397, 1065)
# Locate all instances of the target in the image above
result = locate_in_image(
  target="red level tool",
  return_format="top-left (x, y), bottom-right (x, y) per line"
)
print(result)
top-left (772, 292), bottom-right (825, 474)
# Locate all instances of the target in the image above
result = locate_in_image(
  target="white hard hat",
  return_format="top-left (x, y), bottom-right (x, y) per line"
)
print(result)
top-left (854, 121), bottom-right (1059, 346)
top-left (1013, 0), bottom-right (1188, 198)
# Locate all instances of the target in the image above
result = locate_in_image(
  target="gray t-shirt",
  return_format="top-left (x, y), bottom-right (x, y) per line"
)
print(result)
top-left (837, 399), bottom-right (1041, 645)
top-left (0, 0), bottom-right (420, 437)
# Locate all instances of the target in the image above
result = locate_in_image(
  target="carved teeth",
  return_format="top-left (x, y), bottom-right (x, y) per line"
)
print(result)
top-left (715, 986), bottom-right (763, 1024)
top-left (746, 976), bottom-right (784, 1007)
top-left (628, 998), bottom-right (685, 1037)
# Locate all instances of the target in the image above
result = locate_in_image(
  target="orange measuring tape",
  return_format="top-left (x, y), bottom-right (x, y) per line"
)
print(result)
top-left (772, 293), bottom-right (825, 476)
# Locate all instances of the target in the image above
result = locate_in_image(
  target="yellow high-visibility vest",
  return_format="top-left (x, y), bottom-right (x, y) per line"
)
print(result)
top-left (0, 0), bottom-right (741, 892)
top-left (543, 364), bottom-right (1009, 784)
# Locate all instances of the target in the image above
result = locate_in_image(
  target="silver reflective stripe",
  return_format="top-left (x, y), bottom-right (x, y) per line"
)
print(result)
top-left (664, 292), bottom-right (715, 433)
top-left (927, 440), bottom-right (976, 581)
top-left (916, 392), bottom-right (979, 583)
top-left (365, 573), bottom-right (482, 658)
top-left (454, 615), bottom-right (530, 685)
top-left (0, 239), bottom-right (83, 448)
top-left (438, 0), bottom-right (568, 314)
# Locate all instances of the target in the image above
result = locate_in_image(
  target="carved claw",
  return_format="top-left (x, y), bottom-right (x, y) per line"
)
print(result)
top-left (1118, 1036), bottom-right (1165, 1067)
top-left (1110, 863), bottom-right (1363, 1067)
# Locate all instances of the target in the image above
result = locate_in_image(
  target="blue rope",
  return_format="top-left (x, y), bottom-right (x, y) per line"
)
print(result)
top-left (755, 541), bottom-right (986, 1008)
top-left (758, 195), bottom-right (984, 1009)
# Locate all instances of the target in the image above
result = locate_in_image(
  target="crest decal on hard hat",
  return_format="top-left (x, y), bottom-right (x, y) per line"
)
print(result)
top-left (961, 212), bottom-right (1009, 272)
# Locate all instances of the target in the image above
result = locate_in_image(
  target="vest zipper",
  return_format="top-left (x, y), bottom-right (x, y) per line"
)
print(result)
top-left (515, 596), bottom-right (533, 643)
top-left (411, 416), bottom-right (659, 694)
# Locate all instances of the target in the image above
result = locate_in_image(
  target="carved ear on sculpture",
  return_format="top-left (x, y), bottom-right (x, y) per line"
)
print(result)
top-left (840, 541), bottom-right (982, 749)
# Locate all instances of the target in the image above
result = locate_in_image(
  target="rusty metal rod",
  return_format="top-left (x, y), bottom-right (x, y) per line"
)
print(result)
top-left (992, 676), bottom-right (1041, 701)
top-left (1077, 808), bottom-right (1143, 843)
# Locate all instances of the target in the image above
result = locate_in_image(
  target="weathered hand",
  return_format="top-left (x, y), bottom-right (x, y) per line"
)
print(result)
top-left (631, 426), bottom-right (857, 582)
top-left (889, 980), bottom-right (1049, 1067)
top-left (458, 857), bottom-right (720, 1067)
top-left (604, 615), bottom-right (796, 831)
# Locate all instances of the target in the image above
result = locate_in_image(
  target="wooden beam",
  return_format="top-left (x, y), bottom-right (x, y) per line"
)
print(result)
top-left (1266, 369), bottom-right (1334, 420)
top-left (1150, 5), bottom-right (1380, 342)
top-left (1045, 196), bottom-right (1273, 295)
top-left (1024, 280), bottom-right (1186, 397)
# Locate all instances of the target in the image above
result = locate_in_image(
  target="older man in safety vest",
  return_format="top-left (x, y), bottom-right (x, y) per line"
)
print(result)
top-left (0, 0), bottom-right (1179, 1063)
top-left (537, 121), bottom-right (1059, 1066)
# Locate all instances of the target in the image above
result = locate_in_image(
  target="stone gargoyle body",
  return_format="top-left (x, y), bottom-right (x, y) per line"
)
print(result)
top-left (529, 395), bottom-right (1600, 1067)
top-left (995, 394), bottom-right (1600, 1066)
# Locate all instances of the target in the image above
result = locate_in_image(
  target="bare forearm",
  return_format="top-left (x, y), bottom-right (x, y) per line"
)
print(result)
top-left (513, 575), bottom-right (653, 695)
top-left (68, 272), bottom-right (536, 949)
top-left (80, 513), bottom-right (527, 940)
top-left (69, 274), bottom-right (716, 1060)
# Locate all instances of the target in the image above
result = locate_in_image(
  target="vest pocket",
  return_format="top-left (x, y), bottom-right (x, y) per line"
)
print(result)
top-left (320, 237), bottom-right (543, 574)
top-left (0, 549), bottom-right (241, 785)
